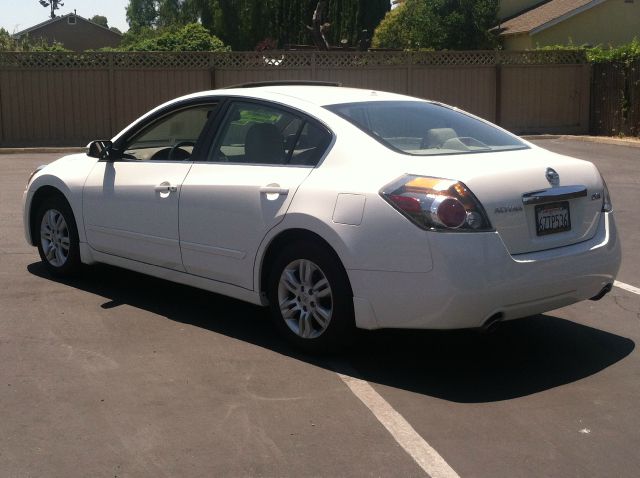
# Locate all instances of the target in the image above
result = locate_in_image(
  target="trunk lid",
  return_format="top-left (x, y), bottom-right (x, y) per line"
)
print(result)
top-left (400, 147), bottom-right (604, 255)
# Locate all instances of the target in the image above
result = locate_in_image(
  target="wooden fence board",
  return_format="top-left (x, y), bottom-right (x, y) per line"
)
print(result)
top-left (0, 51), bottom-right (594, 147)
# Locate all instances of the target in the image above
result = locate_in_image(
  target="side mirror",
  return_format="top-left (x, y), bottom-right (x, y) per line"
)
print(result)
top-left (87, 140), bottom-right (113, 160)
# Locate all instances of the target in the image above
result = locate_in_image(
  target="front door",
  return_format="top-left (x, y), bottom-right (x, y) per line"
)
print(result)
top-left (83, 102), bottom-right (217, 270)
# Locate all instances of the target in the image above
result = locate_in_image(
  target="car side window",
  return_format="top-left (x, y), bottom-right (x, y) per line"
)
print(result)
top-left (210, 102), bottom-right (305, 165)
top-left (210, 102), bottom-right (332, 166)
top-left (122, 104), bottom-right (217, 161)
top-left (289, 122), bottom-right (332, 166)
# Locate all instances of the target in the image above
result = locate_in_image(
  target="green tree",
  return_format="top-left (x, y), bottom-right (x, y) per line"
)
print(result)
top-left (122, 0), bottom-right (390, 50)
top-left (122, 22), bottom-right (229, 51)
top-left (126, 0), bottom-right (158, 30)
top-left (157, 0), bottom-right (182, 27)
top-left (90, 15), bottom-right (109, 28)
top-left (372, 0), bottom-right (498, 50)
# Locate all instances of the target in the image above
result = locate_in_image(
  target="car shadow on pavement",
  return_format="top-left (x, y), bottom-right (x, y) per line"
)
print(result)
top-left (28, 262), bottom-right (635, 404)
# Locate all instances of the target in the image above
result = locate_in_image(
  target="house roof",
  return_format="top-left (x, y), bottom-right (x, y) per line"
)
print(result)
top-left (497, 0), bottom-right (606, 36)
top-left (15, 13), bottom-right (122, 38)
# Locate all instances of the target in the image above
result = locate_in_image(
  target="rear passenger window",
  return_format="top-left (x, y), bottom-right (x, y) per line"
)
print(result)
top-left (289, 122), bottom-right (332, 166)
top-left (209, 101), bottom-right (331, 166)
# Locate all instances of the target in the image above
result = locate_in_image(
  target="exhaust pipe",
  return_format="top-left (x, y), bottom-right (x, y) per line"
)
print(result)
top-left (590, 283), bottom-right (613, 301)
top-left (481, 312), bottom-right (504, 333)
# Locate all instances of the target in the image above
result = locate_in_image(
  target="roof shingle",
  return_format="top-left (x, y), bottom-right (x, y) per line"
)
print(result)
top-left (497, 0), bottom-right (604, 36)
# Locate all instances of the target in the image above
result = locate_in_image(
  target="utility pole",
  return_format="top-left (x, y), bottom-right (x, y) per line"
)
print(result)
top-left (38, 0), bottom-right (65, 19)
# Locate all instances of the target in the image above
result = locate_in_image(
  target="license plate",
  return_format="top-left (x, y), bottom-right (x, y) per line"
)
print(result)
top-left (535, 201), bottom-right (571, 236)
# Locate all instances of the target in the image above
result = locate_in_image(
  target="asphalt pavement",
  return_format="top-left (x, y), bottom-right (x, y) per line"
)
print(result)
top-left (1, 139), bottom-right (638, 477)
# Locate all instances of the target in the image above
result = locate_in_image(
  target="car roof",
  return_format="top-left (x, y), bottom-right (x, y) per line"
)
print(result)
top-left (180, 85), bottom-right (420, 107)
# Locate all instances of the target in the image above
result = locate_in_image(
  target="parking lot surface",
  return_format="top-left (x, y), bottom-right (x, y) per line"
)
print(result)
top-left (1, 139), bottom-right (639, 477)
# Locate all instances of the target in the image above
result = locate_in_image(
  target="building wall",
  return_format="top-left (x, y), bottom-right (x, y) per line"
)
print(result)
top-left (502, 34), bottom-right (534, 50)
top-left (504, 0), bottom-right (640, 49)
top-left (533, 0), bottom-right (639, 46)
top-left (22, 17), bottom-right (121, 51)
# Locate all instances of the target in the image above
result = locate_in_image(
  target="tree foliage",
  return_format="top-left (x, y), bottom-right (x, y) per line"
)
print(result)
top-left (539, 39), bottom-right (640, 64)
top-left (119, 23), bottom-right (229, 51)
top-left (372, 0), bottom-right (499, 50)
top-left (124, 0), bottom-right (389, 51)
top-left (126, 0), bottom-right (158, 30)
top-left (89, 15), bottom-right (109, 28)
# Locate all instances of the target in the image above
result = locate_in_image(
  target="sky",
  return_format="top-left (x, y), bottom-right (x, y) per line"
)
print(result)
top-left (0, 0), bottom-right (130, 34)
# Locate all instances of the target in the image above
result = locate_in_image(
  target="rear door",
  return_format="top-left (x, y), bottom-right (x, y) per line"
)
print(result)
top-left (179, 100), bottom-right (332, 289)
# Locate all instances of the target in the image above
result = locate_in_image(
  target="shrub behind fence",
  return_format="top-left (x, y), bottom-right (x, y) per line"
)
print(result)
top-left (591, 60), bottom-right (640, 137)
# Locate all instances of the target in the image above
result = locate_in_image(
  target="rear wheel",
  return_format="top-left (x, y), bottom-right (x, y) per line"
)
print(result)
top-left (35, 196), bottom-right (81, 277)
top-left (267, 242), bottom-right (354, 353)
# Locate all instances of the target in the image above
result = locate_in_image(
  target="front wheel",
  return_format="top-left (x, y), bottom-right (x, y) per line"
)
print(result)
top-left (35, 196), bottom-right (81, 277)
top-left (267, 242), bottom-right (355, 353)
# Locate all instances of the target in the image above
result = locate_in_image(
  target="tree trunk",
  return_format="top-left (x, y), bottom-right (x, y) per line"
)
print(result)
top-left (310, 1), bottom-right (329, 50)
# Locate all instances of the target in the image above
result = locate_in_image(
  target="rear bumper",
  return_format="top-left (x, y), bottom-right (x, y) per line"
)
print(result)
top-left (349, 212), bottom-right (621, 330)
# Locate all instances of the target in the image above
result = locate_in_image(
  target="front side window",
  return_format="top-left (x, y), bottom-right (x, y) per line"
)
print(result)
top-left (210, 102), bottom-right (331, 166)
top-left (123, 104), bottom-right (216, 161)
top-left (325, 101), bottom-right (527, 156)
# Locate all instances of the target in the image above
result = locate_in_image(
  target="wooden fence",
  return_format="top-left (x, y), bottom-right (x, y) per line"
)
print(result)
top-left (0, 50), bottom-right (591, 147)
top-left (591, 60), bottom-right (640, 137)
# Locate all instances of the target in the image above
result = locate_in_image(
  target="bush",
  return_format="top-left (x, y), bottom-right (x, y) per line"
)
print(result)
top-left (587, 38), bottom-right (640, 63)
top-left (538, 38), bottom-right (640, 64)
top-left (372, 0), bottom-right (498, 50)
top-left (120, 23), bottom-right (230, 52)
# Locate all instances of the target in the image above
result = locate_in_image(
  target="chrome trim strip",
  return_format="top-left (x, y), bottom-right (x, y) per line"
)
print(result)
top-left (522, 185), bottom-right (587, 205)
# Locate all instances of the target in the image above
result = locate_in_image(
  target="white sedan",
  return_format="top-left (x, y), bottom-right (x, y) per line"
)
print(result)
top-left (23, 83), bottom-right (621, 352)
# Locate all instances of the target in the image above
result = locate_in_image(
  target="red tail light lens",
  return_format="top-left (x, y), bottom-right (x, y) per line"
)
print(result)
top-left (433, 196), bottom-right (466, 228)
top-left (380, 175), bottom-right (492, 232)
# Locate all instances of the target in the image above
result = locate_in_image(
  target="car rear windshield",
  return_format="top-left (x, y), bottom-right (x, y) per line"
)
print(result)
top-left (325, 101), bottom-right (528, 156)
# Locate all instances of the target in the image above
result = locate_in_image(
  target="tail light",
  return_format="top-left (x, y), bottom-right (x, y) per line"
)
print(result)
top-left (380, 175), bottom-right (492, 232)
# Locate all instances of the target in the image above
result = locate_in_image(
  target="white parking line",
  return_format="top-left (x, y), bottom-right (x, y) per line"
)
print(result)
top-left (335, 368), bottom-right (460, 478)
top-left (614, 280), bottom-right (640, 296)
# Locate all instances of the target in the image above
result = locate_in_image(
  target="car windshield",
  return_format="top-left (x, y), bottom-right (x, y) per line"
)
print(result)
top-left (325, 101), bottom-right (528, 156)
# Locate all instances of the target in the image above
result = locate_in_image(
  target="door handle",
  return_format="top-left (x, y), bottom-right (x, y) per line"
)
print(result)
top-left (154, 183), bottom-right (178, 193)
top-left (260, 185), bottom-right (289, 196)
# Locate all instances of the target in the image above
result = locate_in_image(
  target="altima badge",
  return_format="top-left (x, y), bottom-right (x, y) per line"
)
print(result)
top-left (546, 167), bottom-right (560, 186)
top-left (495, 205), bottom-right (523, 214)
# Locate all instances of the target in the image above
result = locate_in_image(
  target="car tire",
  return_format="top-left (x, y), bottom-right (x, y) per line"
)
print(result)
top-left (35, 195), bottom-right (81, 277)
top-left (267, 241), bottom-right (355, 354)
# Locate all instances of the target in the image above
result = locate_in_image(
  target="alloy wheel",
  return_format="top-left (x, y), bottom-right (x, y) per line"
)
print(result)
top-left (277, 259), bottom-right (333, 339)
top-left (40, 209), bottom-right (70, 267)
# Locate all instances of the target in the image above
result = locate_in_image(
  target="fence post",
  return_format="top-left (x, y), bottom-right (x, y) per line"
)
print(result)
top-left (0, 69), bottom-right (4, 146)
top-left (580, 63), bottom-right (591, 135)
top-left (630, 59), bottom-right (640, 136)
top-left (406, 52), bottom-right (413, 95)
top-left (209, 52), bottom-right (216, 89)
top-left (312, 52), bottom-right (316, 81)
top-left (494, 53), bottom-right (502, 126)
top-left (108, 53), bottom-right (117, 136)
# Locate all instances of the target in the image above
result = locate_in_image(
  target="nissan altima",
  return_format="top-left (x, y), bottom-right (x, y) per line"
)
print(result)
top-left (23, 83), bottom-right (621, 352)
